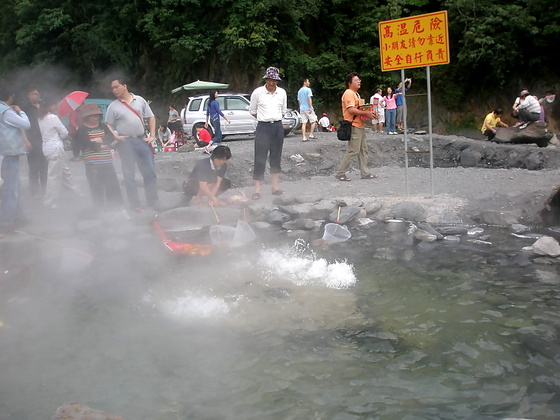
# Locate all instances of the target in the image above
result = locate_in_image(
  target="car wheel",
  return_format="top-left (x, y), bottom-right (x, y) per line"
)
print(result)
top-left (283, 129), bottom-right (292, 137)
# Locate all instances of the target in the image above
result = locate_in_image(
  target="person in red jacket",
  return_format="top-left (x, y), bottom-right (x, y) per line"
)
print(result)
top-left (195, 125), bottom-right (212, 147)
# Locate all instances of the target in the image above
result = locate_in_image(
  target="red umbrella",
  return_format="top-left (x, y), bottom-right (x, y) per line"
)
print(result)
top-left (58, 91), bottom-right (89, 118)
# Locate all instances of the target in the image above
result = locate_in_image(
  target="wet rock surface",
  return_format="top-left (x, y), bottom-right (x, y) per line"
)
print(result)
top-left (52, 402), bottom-right (124, 420)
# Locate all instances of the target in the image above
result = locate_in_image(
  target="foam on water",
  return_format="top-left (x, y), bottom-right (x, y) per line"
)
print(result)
top-left (150, 240), bottom-right (357, 322)
top-left (259, 240), bottom-right (357, 289)
top-left (158, 291), bottom-right (232, 320)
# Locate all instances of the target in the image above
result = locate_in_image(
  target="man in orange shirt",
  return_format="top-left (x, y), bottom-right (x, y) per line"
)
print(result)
top-left (335, 72), bottom-right (377, 181)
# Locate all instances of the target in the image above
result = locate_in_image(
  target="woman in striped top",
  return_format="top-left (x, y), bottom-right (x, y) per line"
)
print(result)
top-left (77, 103), bottom-right (123, 212)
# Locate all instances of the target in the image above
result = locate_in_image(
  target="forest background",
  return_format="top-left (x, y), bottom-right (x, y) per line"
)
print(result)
top-left (0, 0), bottom-right (559, 132)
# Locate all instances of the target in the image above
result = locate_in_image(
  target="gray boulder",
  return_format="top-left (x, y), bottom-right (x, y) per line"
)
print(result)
top-left (329, 205), bottom-right (361, 223)
top-left (282, 218), bottom-right (316, 230)
top-left (459, 149), bottom-right (483, 167)
top-left (52, 402), bottom-right (124, 420)
top-left (493, 122), bottom-right (553, 148)
top-left (389, 201), bottom-right (427, 221)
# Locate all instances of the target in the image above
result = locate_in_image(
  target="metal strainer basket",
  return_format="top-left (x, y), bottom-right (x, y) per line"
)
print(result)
top-left (321, 206), bottom-right (351, 243)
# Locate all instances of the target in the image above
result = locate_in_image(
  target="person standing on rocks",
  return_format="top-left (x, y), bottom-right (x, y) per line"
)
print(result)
top-left (21, 87), bottom-right (48, 199)
top-left (395, 78), bottom-right (411, 132)
top-left (297, 78), bottom-right (318, 141)
top-left (105, 77), bottom-right (158, 212)
top-left (249, 66), bottom-right (287, 200)
top-left (369, 88), bottom-right (385, 134)
top-left (513, 89), bottom-right (541, 129)
top-left (0, 84), bottom-right (31, 236)
top-left (334, 72), bottom-right (377, 182)
top-left (481, 108), bottom-right (508, 141)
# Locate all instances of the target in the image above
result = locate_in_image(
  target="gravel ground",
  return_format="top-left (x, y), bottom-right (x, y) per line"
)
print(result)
top-left (154, 129), bottom-right (560, 226)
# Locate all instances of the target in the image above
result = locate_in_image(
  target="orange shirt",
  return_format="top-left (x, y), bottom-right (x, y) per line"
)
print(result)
top-left (341, 89), bottom-right (363, 128)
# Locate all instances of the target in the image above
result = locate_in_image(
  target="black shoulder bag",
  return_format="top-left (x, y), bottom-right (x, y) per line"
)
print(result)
top-left (337, 115), bottom-right (356, 141)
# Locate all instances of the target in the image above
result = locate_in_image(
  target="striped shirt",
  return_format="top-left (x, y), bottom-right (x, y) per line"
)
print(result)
top-left (77, 124), bottom-right (115, 165)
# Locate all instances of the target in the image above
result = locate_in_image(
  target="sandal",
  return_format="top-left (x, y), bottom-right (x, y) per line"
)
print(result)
top-left (361, 174), bottom-right (378, 179)
top-left (308, 135), bottom-right (316, 139)
top-left (272, 189), bottom-right (284, 196)
top-left (335, 175), bottom-right (351, 182)
top-left (252, 193), bottom-right (261, 200)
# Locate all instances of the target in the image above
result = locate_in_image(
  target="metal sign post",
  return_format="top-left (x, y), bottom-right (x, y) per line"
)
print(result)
top-left (402, 68), bottom-right (409, 195)
top-left (378, 11), bottom-right (450, 197)
top-left (426, 66), bottom-right (434, 196)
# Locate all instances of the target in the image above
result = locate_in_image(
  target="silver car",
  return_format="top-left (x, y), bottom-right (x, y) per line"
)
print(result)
top-left (182, 93), bottom-right (300, 139)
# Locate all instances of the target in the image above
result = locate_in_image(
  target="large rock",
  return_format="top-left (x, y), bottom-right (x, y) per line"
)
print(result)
top-left (389, 201), bottom-right (427, 221)
top-left (532, 236), bottom-right (560, 257)
top-left (52, 402), bottom-right (124, 420)
top-left (493, 122), bottom-right (553, 148)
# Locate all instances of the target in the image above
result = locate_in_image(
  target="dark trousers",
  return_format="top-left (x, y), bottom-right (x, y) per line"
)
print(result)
top-left (253, 121), bottom-right (284, 181)
top-left (484, 129), bottom-right (496, 141)
top-left (85, 163), bottom-right (123, 210)
top-left (70, 133), bottom-right (81, 158)
top-left (518, 109), bottom-right (540, 123)
top-left (27, 147), bottom-right (47, 196)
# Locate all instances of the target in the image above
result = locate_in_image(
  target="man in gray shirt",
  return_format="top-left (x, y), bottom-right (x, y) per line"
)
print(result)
top-left (105, 77), bottom-right (158, 211)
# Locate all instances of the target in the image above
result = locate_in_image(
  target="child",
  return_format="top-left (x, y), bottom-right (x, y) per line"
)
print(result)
top-left (183, 145), bottom-right (232, 206)
top-left (195, 125), bottom-right (212, 147)
top-left (76, 103), bottom-right (123, 212)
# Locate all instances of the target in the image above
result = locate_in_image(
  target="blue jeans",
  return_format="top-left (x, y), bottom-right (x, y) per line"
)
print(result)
top-left (210, 119), bottom-right (222, 144)
top-left (118, 137), bottom-right (158, 208)
top-left (386, 108), bottom-right (396, 133)
top-left (0, 155), bottom-right (25, 229)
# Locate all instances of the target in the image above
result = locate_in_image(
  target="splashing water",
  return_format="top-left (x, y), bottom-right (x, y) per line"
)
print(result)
top-left (259, 239), bottom-right (357, 289)
top-left (156, 291), bottom-right (232, 320)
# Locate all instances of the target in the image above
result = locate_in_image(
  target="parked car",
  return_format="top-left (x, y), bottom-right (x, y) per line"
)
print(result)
top-left (182, 93), bottom-right (300, 139)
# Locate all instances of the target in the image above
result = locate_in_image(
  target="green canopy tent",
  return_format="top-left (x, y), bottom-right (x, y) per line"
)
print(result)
top-left (171, 80), bottom-right (229, 94)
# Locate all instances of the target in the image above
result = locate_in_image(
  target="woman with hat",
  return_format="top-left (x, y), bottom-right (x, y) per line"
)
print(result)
top-left (76, 102), bottom-right (123, 212)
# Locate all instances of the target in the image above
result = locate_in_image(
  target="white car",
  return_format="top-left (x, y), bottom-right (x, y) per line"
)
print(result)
top-left (181, 93), bottom-right (300, 139)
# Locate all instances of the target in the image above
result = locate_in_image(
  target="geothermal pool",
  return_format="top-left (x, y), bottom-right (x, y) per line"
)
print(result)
top-left (1, 225), bottom-right (560, 419)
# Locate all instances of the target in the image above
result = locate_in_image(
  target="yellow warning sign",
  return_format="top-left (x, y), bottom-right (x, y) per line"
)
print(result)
top-left (378, 11), bottom-right (450, 71)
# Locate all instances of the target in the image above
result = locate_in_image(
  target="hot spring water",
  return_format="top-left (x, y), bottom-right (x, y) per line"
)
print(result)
top-left (1, 227), bottom-right (560, 419)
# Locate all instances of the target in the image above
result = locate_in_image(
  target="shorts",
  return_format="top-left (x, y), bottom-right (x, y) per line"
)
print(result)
top-left (300, 110), bottom-right (317, 124)
top-left (373, 108), bottom-right (385, 124)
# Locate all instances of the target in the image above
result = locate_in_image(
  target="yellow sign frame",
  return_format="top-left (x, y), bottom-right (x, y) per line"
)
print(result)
top-left (378, 11), bottom-right (450, 72)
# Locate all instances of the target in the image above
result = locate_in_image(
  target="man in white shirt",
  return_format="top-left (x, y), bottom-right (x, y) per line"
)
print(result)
top-left (249, 67), bottom-right (287, 200)
top-left (514, 89), bottom-right (541, 129)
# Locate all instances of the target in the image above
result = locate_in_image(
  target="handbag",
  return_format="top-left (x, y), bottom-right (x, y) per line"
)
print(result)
top-left (337, 116), bottom-right (356, 141)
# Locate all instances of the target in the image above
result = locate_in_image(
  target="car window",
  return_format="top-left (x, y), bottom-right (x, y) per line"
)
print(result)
top-left (201, 97), bottom-right (225, 112)
top-left (226, 97), bottom-right (249, 111)
top-left (189, 98), bottom-right (202, 111)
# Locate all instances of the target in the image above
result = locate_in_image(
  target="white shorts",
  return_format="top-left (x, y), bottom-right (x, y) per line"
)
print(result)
top-left (300, 110), bottom-right (318, 123)
top-left (372, 108), bottom-right (385, 124)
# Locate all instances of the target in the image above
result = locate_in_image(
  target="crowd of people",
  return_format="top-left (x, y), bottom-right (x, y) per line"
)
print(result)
top-left (1, 70), bottom-right (556, 236)
top-left (480, 89), bottom-right (555, 141)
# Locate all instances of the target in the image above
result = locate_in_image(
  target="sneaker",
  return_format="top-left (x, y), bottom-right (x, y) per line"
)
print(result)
top-left (518, 122), bottom-right (528, 130)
